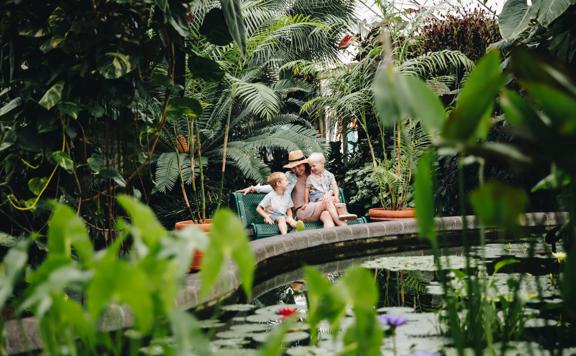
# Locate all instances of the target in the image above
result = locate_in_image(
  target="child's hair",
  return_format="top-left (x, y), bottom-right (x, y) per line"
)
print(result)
top-left (267, 172), bottom-right (285, 188)
top-left (308, 152), bottom-right (325, 164)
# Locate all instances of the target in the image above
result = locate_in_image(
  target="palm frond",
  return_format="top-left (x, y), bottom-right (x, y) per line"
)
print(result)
top-left (153, 152), bottom-right (189, 193)
top-left (398, 50), bottom-right (474, 80)
top-left (232, 78), bottom-right (280, 121)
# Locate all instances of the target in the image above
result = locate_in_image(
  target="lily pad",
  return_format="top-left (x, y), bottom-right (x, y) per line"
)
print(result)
top-left (221, 304), bottom-right (257, 312)
top-left (362, 255), bottom-right (472, 271)
top-left (230, 323), bottom-right (270, 333)
top-left (251, 331), bottom-right (309, 344)
top-left (198, 319), bottom-right (225, 329)
top-left (246, 314), bottom-right (276, 323)
top-left (377, 306), bottom-right (416, 314)
top-left (286, 345), bottom-right (322, 355)
top-left (212, 338), bottom-right (250, 348)
top-left (216, 330), bottom-right (251, 339)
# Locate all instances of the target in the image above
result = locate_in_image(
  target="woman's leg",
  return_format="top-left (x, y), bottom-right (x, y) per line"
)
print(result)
top-left (320, 211), bottom-right (335, 228)
top-left (277, 216), bottom-right (288, 234)
top-left (324, 200), bottom-right (347, 226)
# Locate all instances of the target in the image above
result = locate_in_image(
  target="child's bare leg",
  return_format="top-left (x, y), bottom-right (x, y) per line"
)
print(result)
top-left (286, 216), bottom-right (297, 228)
top-left (320, 211), bottom-right (335, 228)
top-left (324, 200), bottom-right (347, 226)
top-left (277, 216), bottom-right (288, 234)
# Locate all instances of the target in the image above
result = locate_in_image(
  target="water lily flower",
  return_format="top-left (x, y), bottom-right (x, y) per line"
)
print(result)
top-left (552, 252), bottom-right (566, 264)
top-left (379, 314), bottom-right (408, 328)
top-left (276, 307), bottom-right (299, 321)
top-left (338, 34), bottom-right (353, 49)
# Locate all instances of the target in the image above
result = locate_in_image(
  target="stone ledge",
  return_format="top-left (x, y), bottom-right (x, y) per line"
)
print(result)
top-left (4, 212), bottom-right (567, 354)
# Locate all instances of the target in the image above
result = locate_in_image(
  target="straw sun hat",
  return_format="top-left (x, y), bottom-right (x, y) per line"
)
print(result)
top-left (283, 150), bottom-right (309, 169)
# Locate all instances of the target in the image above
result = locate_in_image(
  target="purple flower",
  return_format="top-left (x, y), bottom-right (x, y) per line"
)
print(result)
top-left (378, 314), bottom-right (408, 328)
top-left (411, 352), bottom-right (440, 356)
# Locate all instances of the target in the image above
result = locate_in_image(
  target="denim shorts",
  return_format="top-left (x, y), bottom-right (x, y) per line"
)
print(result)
top-left (270, 212), bottom-right (287, 222)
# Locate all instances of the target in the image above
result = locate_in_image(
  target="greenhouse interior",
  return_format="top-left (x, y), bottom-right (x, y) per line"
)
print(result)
top-left (1, 0), bottom-right (576, 355)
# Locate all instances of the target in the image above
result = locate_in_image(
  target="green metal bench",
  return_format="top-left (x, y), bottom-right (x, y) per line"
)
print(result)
top-left (232, 189), bottom-right (367, 240)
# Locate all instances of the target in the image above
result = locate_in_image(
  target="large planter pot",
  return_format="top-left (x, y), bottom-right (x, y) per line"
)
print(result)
top-left (174, 220), bottom-right (211, 272)
top-left (367, 208), bottom-right (415, 221)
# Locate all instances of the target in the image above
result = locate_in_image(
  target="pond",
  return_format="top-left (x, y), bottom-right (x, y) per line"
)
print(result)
top-left (182, 239), bottom-right (575, 356)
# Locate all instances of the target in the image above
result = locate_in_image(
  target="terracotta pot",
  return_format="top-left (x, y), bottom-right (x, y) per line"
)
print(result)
top-left (367, 208), bottom-right (415, 221)
top-left (174, 219), bottom-right (211, 271)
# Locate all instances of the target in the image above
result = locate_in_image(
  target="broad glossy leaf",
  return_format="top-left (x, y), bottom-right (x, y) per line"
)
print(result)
top-left (20, 265), bottom-right (91, 317)
top-left (442, 51), bottom-right (506, 143)
top-left (221, 0), bottom-right (247, 54)
top-left (0, 97), bottom-right (22, 116)
top-left (338, 267), bottom-right (378, 307)
top-left (465, 142), bottom-right (531, 165)
top-left (168, 97), bottom-right (203, 119)
top-left (200, 9), bottom-right (233, 46)
top-left (200, 208), bottom-right (255, 299)
top-left (58, 102), bottom-right (81, 119)
top-left (99, 167), bottom-right (127, 187)
top-left (0, 240), bottom-right (29, 307)
top-left (304, 266), bottom-right (336, 343)
top-left (533, 0), bottom-right (576, 27)
top-left (48, 203), bottom-right (93, 265)
top-left (531, 167), bottom-right (571, 192)
top-left (372, 68), bottom-right (404, 128)
top-left (524, 84), bottom-right (576, 135)
top-left (469, 181), bottom-right (527, 230)
top-left (509, 47), bottom-right (576, 97)
top-left (188, 53), bottom-right (225, 81)
top-left (415, 150), bottom-right (436, 244)
top-left (170, 311), bottom-right (212, 356)
top-left (117, 195), bottom-right (167, 250)
top-left (28, 176), bottom-right (48, 195)
top-left (498, 0), bottom-right (534, 40)
top-left (39, 82), bottom-right (64, 110)
top-left (98, 52), bottom-right (133, 79)
top-left (500, 89), bottom-right (550, 135)
top-left (51, 151), bottom-right (74, 172)
top-left (87, 259), bottom-right (154, 332)
top-left (401, 75), bottom-right (446, 138)
top-left (493, 258), bottom-right (520, 274)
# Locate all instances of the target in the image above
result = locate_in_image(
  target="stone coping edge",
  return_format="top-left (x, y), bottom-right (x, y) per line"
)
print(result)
top-left (4, 212), bottom-right (566, 354)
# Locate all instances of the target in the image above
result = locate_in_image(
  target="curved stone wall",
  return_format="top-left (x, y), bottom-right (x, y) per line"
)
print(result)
top-left (4, 212), bottom-right (566, 354)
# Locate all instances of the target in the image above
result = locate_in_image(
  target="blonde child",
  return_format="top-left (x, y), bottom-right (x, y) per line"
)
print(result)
top-left (257, 172), bottom-right (302, 235)
top-left (303, 152), bottom-right (347, 226)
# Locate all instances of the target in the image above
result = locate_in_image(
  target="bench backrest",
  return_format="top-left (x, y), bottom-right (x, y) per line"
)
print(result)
top-left (232, 188), bottom-right (347, 227)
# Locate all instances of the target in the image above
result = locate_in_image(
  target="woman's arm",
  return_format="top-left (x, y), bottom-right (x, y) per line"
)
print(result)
top-left (236, 184), bottom-right (272, 195)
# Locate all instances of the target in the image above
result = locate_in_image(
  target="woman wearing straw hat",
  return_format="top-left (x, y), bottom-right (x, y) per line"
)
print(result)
top-left (237, 150), bottom-right (341, 228)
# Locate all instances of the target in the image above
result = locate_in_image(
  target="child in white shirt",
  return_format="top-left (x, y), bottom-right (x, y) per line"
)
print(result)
top-left (257, 172), bottom-right (301, 235)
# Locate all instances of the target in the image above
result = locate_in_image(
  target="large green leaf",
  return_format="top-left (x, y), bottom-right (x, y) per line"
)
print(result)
top-left (47, 203), bottom-right (94, 266)
top-left (167, 97), bottom-right (203, 120)
top-left (400, 75), bottom-right (446, 139)
top-left (415, 150), bottom-right (436, 245)
top-left (372, 68), bottom-right (405, 128)
top-left (51, 151), bottom-right (74, 172)
top-left (469, 181), bottom-right (528, 230)
top-left (188, 53), bottom-right (225, 81)
top-left (200, 208), bottom-right (255, 300)
top-left (28, 177), bottom-right (48, 195)
top-left (524, 83), bottom-right (576, 135)
top-left (39, 82), bottom-right (64, 110)
top-left (221, 0), bottom-right (247, 54)
top-left (533, 0), bottom-right (576, 27)
top-left (442, 51), bottom-right (506, 143)
top-left (0, 240), bottom-right (29, 308)
top-left (200, 8), bottom-right (233, 46)
top-left (498, 0), bottom-right (534, 40)
top-left (98, 52), bottom-right (133, 79)
top-left (0, 97), bottom-right (22, 116)
top-left (99, 167), bottom-right (127, 187)
top-left (117, 195), bottom-right (167, 250)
